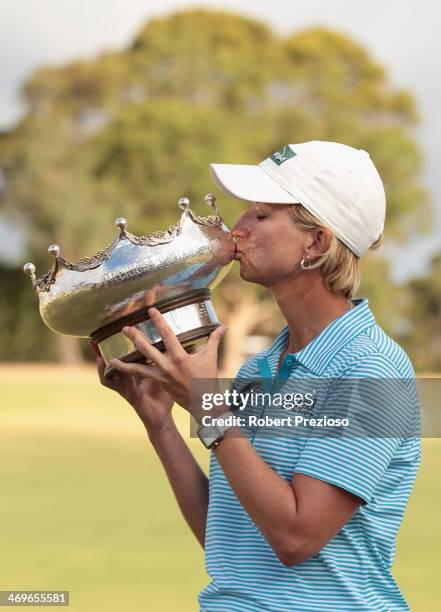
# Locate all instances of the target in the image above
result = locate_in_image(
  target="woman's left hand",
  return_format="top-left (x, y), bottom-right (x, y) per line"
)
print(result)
top-left (110, 307), bottom-right (227, 419)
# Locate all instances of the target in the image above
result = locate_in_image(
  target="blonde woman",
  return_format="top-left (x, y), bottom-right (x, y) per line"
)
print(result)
top-left (93, 141), bottom-right (420, 611)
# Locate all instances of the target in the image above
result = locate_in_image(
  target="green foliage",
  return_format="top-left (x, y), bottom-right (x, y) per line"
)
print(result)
top-left (0, 264), bottom-right (56, 361)
top-left (359, 253), bottom-right (406, 332)
top-left (400, 254), bottom-right (441, 370)
top-left (0, 9), bottom-right (431, 365)
top-left (129, 10), bottom-right (280, 109)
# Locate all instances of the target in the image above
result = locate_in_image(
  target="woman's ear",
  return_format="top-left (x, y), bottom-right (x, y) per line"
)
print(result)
top-left (309, 227), bottom-right (332, 257)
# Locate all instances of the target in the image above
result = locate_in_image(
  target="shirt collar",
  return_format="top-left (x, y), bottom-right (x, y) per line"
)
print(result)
top-left (266, 298), bottom-right (376, 375)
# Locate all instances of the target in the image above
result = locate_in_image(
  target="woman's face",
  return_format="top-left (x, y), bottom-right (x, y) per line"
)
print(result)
top-left (232, 203), bottom-right (310, 287)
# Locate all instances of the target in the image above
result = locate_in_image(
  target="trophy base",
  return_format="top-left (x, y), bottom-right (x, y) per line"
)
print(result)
top-left (90, 288), bottom-right (219, 379)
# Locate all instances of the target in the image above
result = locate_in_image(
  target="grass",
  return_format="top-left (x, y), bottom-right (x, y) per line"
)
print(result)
top-left (1, 365), bottom-right (440, 611)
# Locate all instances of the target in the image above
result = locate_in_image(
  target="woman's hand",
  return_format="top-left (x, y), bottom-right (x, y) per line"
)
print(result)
top-left (109, 307), bottom-right (228, 421)
top-left (89, 338), bottom-right (175, 436)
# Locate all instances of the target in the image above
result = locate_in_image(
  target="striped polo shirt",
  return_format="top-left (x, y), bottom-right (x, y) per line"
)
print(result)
top-left (198, 298), bottom-right (421, 612)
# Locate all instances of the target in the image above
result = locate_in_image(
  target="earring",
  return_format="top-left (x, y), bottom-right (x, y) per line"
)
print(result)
top-left (300, 256), bottom-right (311, 270)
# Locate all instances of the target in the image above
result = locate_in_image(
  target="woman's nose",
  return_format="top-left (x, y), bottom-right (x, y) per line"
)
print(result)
top-left (231, 229), bottom-right (249, 243)
top-left (231, 219), bottom-right (251, 238)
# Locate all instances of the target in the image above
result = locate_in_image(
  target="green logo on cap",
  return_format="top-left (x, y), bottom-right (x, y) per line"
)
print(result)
top-left (270, 145), bottom-right (296, 166)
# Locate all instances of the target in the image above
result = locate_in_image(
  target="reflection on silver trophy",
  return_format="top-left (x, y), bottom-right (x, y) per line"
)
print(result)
top-left (23, 194), bottom-right (235, 377)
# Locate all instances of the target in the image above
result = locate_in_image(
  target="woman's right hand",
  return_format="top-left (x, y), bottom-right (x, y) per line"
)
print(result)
top-left (89, 340), bottom-right (175, 436)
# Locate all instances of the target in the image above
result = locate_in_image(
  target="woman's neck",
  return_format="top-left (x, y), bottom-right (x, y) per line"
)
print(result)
top-left (269, 276), bottom-right (352, 354)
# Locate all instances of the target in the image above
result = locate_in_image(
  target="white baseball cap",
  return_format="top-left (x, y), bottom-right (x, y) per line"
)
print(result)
top-left (210, 141), bottom-right (386, 257)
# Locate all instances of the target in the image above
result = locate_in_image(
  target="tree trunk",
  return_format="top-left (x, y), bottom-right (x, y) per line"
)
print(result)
top-left (55, 335), bottom-right (84, 364)
top-left (218, 290), bottom-right (278, 377)
top-left (221, 295), bottom-right (260, 376)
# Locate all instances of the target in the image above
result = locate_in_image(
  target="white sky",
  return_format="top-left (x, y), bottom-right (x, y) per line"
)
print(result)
top-left (0, 0), bottom-right (440, 279)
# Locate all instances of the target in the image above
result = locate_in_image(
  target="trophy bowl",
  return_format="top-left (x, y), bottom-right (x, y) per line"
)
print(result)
top-left (23, 194), bottom-right (236, 377)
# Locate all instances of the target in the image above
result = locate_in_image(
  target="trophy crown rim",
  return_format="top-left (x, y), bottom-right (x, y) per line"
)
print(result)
top-left (26, 195), bottom-right (224, 293)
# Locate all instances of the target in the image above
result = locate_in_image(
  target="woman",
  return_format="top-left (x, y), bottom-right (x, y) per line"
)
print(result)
top-left (91, 141), bottom-right (420, 611)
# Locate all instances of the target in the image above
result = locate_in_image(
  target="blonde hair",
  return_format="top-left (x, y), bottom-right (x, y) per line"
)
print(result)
top-left (289, 204), bottom-right (383, 298)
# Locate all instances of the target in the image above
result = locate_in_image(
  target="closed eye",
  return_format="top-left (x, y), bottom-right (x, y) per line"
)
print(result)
top-left (256, 215), bottom-right (268, 220)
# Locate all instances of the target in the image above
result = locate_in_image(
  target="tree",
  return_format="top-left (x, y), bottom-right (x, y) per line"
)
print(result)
top-left (399, 254), bottom-right (441, 371)
top-left (0, 9), bottom-right (430, 369)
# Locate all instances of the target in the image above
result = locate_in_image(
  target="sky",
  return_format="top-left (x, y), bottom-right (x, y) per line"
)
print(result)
top-left (0, 0), bottom-right (440, 280)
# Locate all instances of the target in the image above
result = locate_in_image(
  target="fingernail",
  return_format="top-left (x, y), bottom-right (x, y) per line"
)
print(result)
top-left (122, 326), bottom-right (129, 334)
top-left (148, 307), bottom-right (156, 315)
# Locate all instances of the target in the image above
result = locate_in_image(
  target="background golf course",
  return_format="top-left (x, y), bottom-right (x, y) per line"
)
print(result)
top-left (1, 365), bottom-right (439, 611)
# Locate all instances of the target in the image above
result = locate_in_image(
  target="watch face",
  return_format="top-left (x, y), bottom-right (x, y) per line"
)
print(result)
top-left (197, 425), bottom-right (222, 448)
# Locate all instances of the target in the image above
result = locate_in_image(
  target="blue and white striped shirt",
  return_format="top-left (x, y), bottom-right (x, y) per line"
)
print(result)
top-left (199, 298), bottom-right (421, 611)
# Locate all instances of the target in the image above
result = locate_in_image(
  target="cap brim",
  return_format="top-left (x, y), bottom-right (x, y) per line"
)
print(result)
top-left (210, 163), bottom-right (297, 204)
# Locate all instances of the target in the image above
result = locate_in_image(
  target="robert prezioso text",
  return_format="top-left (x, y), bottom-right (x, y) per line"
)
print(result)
top-left (201, 413), bottom-right (350, 428)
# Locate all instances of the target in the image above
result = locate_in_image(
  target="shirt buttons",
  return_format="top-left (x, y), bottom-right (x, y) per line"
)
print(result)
top-left (285, 355), bottom-right (296, 367)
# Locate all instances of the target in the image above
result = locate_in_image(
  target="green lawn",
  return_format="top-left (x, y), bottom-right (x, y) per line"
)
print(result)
top-left (1, 366), bottom-right (440, 611)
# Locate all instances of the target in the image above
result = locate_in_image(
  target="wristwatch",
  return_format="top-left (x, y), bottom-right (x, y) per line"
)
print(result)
top-left (196, 411), bottom-right (234, 449)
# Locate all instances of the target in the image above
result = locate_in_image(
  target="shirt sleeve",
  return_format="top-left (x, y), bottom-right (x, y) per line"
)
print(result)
top-left (293, 354), bottom-right (419, 504)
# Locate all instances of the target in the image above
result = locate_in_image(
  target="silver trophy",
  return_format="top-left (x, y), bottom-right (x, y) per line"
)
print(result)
top-left (23, 194), bottom-right (235, 377)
